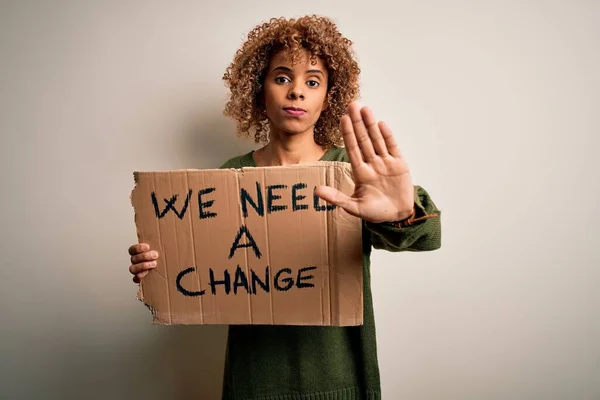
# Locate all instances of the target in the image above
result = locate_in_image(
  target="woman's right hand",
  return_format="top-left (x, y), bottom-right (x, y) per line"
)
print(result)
top-left (128, 243), bottom-right (158, 283)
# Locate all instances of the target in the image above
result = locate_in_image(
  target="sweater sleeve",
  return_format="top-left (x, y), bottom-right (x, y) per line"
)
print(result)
top-left (364, 185), bottom-right (442, 252)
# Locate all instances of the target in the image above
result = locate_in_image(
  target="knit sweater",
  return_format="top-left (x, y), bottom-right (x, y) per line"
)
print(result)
top-left (218, 145), bottom-right (442, 400)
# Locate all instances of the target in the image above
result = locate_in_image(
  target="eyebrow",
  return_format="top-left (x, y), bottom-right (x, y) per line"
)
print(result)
top-left (271, 66), bottom-right (324, 76)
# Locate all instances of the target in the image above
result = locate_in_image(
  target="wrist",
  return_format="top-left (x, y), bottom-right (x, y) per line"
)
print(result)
top-left (386, 207), bottom-right (417, 228)
top-left (384, 205), bottom-right (438, 228)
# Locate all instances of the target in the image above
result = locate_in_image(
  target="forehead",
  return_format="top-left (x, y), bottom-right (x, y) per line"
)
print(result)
top-left (269, 49), bottom-right (327, 72)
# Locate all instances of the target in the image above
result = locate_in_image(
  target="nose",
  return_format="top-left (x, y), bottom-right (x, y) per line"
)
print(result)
top-left (287, 83), bottom-right (304, 100)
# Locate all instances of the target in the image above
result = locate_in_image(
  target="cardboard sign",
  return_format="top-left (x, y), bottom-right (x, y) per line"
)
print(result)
top-left (130, 162), bottom-right (364, 326)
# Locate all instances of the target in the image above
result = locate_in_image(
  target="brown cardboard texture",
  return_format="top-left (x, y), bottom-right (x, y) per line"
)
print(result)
top-left (130, 162), bottom-right (363, 326)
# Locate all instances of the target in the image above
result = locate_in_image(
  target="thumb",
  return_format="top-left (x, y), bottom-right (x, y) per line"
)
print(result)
top-left (314, 186), bottom-right (359, 217)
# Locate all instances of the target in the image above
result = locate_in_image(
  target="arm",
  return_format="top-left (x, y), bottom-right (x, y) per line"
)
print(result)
top-left (364, 185), bottom-right (441, 252)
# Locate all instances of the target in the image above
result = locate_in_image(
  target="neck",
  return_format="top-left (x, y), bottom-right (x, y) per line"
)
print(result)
top-left (256, 125), bottom-right (326, 166)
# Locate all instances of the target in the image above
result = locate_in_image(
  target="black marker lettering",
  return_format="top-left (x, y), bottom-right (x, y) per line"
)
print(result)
top-left (241, 182), bottom-right (264, 217)
top-left (274, 268), bottom-right (294, 291)
top-left (209, 268), bottom-right (231, 295)
top-left (292, 183), bottom-right (309, 211)
top-left (233, 265), bottom-right (250, 294)
top-left (198, 187), bottom-right (217, 219)
top-left (152, 189), bottom-right (193, 219)
top-left (251, 266), bottom-right (270, 294)
top-left (296, 266), bottom-right (317, 289)
top-left (229, 225), bottom-right (262, 259)
top-left (176, 267), bottom-right (205, 296)
top-left (267, 184), bottom-right (288, 213)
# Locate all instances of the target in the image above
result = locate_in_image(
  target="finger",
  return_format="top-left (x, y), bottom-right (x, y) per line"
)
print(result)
top-left (130, 250), bottom-right (159, 265)
top-left (129, 261), bottom-right (157, 275)
top-left (129, 243), bottom-right (150, 256)
top-left (378, 121), bottom-right (401, 158)
top-left (340, 115), bottom-right (363, 169)
top-left (314, 186), bottom-right (360, 217)
top-left (133, 270), bottom-right (150, 284)
top-left (361, 107), bottom-right (388, 157)
top-left (348, 103), bottom-right (377, 162)
top-left (138, 270), bottom-right (150, 280)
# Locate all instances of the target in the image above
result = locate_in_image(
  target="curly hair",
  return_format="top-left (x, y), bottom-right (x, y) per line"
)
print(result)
top-left (222, 15), bottom-right (361, 148)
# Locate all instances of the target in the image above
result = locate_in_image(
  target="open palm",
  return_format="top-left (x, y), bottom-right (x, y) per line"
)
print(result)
top-left (315, 102), bottom-right (415, 223)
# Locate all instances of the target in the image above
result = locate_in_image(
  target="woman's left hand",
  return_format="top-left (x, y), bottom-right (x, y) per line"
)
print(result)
top-left (314, 102), bottom-right (415, 223)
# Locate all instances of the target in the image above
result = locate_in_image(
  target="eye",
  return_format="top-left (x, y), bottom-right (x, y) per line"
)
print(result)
top-left (307, 80), bottom-right (320, 88)
top-left (275, 76), bottom-right (291, 84)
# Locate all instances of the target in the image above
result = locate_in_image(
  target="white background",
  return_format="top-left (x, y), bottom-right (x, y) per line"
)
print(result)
top-left (1, 1), bottom-right (598, 399)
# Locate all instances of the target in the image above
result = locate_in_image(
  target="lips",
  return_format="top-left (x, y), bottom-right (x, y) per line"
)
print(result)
top-left (283, 107), bottom-right (306, 117)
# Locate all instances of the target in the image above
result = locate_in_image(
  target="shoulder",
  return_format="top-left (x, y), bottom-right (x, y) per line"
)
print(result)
top-left (219, 151), bottom-right (255, 169)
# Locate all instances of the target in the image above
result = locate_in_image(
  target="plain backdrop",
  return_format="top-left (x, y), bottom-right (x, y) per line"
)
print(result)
top-left (1, 1), bottom-right (598, 399)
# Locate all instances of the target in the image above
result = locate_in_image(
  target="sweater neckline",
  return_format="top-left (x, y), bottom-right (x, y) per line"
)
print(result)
top-left (242, 146), bottom-right (338, 167)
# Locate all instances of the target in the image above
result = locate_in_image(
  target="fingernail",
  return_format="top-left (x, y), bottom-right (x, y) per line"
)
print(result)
top-left (149, 261), bottom-right (157, 268)
top-left (141, 244), bottom-right (149, 251)
top-left (150, 251), bottom-right (158, 259)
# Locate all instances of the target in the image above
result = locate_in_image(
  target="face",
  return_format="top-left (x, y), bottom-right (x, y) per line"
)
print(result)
top-left (262, 49), bottom-right (329, 137)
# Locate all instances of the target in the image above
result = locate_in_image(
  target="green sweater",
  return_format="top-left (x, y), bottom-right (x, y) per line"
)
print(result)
top-left (219, 146), bottom-right (442, 400)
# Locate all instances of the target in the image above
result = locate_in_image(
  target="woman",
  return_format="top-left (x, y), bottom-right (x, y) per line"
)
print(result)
top-left (128, 15), bottom-right (441, 400)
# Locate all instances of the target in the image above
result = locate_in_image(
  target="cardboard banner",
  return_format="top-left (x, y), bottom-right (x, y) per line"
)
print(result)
top-left (130, 162), bottom-right (363, 326)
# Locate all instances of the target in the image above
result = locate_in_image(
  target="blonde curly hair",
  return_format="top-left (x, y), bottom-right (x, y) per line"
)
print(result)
top-left (222, 15), bottom-right (361, 148)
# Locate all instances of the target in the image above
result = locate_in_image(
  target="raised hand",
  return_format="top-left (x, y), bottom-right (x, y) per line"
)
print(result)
top-left (315, 102), bottom-right (415, 224)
